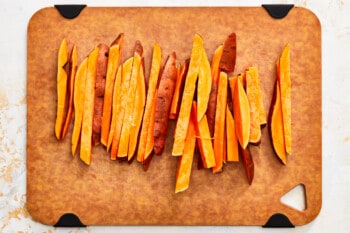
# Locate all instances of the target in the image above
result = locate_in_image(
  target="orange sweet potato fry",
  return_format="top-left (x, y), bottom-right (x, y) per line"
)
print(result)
top-left (206, 44), bottom-right (223, 137)
top-left (80, 46), bottom-right (99, 165)
top-left (173, 34), bottom-right (203, 156)
top-left (101, 33), bottom-right (124, 146)
top-left (191, 102), bottom-right (216, 168)
top-left (226, 105), bottom-right (239, 162)
top-left (71, 57), bottom-right (88, 156)
top-left (154, 52), bottom-right (177, 155)
top-left (169, 59), bottom-right (189, 120)
top-left (109, 57), bottom-right (133, 159)
top-left (212, 72), bottom-right (227, 173)
top-left (246, 69), bottom-right (261, 144)
top-left (144, 89), bottom-right (158, 161)
top-left (238, 72), bottom-right (246, 89)
top-left (117, 41), bottom-right (143, 159)
top-left (128, 61), bottom-right (146, 161)
top-left (249, 67), bottom-right (266, 125)
top-left (175, 114), bottom-right (196, 193)
top-left (137, 43), bottom-right (162, 162)
top-left (233, 77), bottom-right (250, 149)
top-left (223, 126), bottom-right (227, 164)
top-left (197, 45), bottom-right (212, 122)
top-left (55, 38), bottom-right (68, 140)
top-left (278, 44), bottom-right (292, 155)
top-left (270, 76), bottom-right (287, 165)
top-left (61, 44), bottom-right (78, 139)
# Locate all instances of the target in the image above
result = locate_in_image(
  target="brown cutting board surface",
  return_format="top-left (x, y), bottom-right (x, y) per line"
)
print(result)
top-left (27, 6), bottom-right (321, 226)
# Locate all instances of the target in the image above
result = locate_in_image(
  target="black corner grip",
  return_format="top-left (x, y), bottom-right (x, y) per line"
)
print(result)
top-left (54, 213), bottom-right (86, 227)
top-left (262, 4), bottom-right (294, 19)
top-left (263, 213), bottom-right (295, 228)
top-left (54, 5), bottom-right (87, 19)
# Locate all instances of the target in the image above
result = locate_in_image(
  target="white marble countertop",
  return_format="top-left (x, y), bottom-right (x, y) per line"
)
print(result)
top-left (1, 0), bottom-right (349, 232)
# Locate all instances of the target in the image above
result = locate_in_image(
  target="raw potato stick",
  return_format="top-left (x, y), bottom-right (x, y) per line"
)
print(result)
top-left (212, 72), bottom-right (228, 173)
top-left (197, 45), bottom-right (212, 122)
top-left (206, 44), bottom-right (223, 137)
top-left (175, 115), bottom-right (196, 193)
top-left (128, 61), bottom-right (146, 161)
top-left (246, 69), bottom-right (261, 143)
top-left (173, 34), bottom-right (203, 156)
top-left (92, 44), bottom-right (109, 146)
top-left (109, 58), bottom-right (133, 159)
top-left (226, 105), bottom-right (239, 162)
top-left (117, 41), bottom-right (143, 158)
top-left (154, 52), bottom-right (177, 155)
top-left (278, 44), bottom-right (292, 155)
top-left (61, 44), bottom-right (78, 139)
top-left (249, 67), bottom-right (266, 125)
top-left (55, 38), bottom-right (68, 140)
top-left (169, 59), bottom-right (189, 120)
top-left (106, 64), bottom-right (123, 151)
top-left (219, 32), bottom-right (237, 73)
top-left (137, 43), bottom-right (162, 162)
top-left (144, 90), bottom-right (158, 161)
top-left (233, 77), bottom-right (250, 149)
top-left (191, 102), bottom-right (216, 168)
top-left (80, 47), bottom-right (98, 165)
top-left (269, 74), bottom-right (287, 164)
top-left (101, 33), bottom-right (124, 146)
top-left (71, 57), bottom-right (88, 156)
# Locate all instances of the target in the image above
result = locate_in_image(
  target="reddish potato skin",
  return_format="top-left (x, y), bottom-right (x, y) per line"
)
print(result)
top-left (153, 52), bottom-right (177, 155)
top-left (92, 43), bottom-right (109, 145)
top-left (219, 33), bottom-right (237, 73)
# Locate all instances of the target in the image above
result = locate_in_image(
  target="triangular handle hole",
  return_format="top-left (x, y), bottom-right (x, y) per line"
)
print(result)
top-left (280, 183), bottom-right (307, 211)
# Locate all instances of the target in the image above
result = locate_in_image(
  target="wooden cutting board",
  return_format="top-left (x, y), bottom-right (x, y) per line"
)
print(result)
top-left (26, 5), bottom-right (321, 226)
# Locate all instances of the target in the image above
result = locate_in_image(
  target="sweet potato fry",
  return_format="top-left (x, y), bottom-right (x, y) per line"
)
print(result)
top-left (278, 44), bottom-right (292, 155)
top-left (80, 47), bottom-right (98, 165)
top-left (117, 41), bottom-right (143, 159)
top-left (175, 114), bottom-right (196, 193)
top-left (191, 102), bottom-right (216, 168)
top-left (197, 46), bottom-right (212, 122)
top-left (92, 44), bottom-right (109, 146)
top-left (173, 34), bottom-right (203, 156)
top-left (128, 61), bottom-right (146, 161)
top-left (223, 126), bottom-right (227, 164)
top-left (228, 76), bottom-right (237, 105)
top-left (109, 58), bottom-right (133, 159)
top-left (233, 77), bottom-right (250, 149)
top-left (249, 67), bottom-right (266, 125)
top-left (226, 105), bottom-right (239, 162)
top-left (206, 44), bottom-right (223, 137)
top-left (137, 43), bottom-right (162, 162)
top-left (154, 52), bottom-right (177, 155)
top-left (71, 57), bottom-right (88, 156)
top-left (169, 59), bottom-right (189, 120)
top-left (238, 73), bottom-right (246, 89)
top-left (212, 72), bottom-right (227, 173)
top-left (61, 44), bottom-right (78, 139)
top-left (219, 33), bottom-right (236, 73)
top-left (246, 69), bottom-right (261, 143)
top-left (55, 38), bottom-right (68, 140)
top-left (270, 77), bottom-right (287, 164)
top-left (144, 90), bottom-right (158, 161)
top-left (101, 33), bottom-right (124, 146)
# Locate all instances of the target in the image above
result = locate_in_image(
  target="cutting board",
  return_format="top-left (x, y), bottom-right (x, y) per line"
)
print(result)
top-left (26, 5), bottom-right (321, 227)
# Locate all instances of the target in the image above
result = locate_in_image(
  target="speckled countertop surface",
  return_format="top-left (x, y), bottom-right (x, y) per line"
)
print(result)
top-left (0, 0), bottom-right (349, 232)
